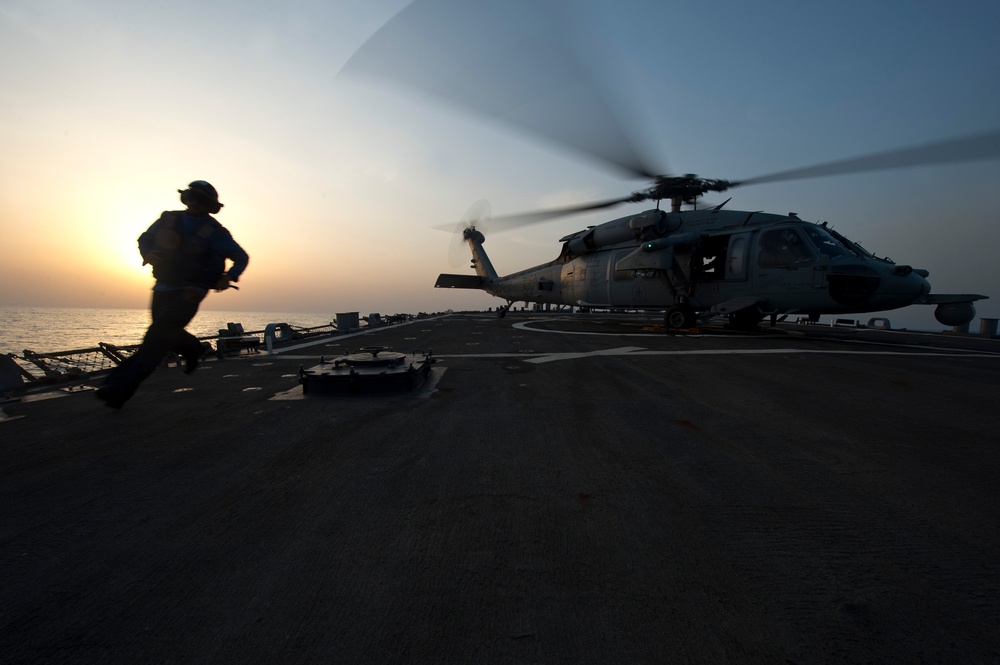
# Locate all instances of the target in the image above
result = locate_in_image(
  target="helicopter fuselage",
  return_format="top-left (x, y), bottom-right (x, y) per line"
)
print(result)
top-left (436, 207), bottom-right (984, 328)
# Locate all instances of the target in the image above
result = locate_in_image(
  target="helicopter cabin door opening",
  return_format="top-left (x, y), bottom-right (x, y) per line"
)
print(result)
top-left (696, 233), bottom-right (751, 282)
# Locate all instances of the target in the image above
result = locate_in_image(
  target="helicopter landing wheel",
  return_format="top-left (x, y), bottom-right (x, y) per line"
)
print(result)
top-left (665, 304), bottom-right (696, 329)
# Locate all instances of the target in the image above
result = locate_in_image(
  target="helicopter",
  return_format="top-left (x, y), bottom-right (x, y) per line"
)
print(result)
top-left (339, 0), bottom-right (998, 328)
top-left (433, 146), bottom-right (993, 329)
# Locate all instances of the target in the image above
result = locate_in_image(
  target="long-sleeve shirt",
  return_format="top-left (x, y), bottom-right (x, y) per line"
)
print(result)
top-left (138, 211), bottom-right (249, 292)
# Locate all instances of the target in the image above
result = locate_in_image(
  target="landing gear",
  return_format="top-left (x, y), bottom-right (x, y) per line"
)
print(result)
top-left (497, 303), bottom-right (510, 319)
top-left (665, 304), bottom-right (696, 329)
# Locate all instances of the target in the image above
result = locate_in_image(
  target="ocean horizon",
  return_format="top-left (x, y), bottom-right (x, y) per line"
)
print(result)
top-left (0, 305), bottom-right (341, 355)
top-left (1, 303), bottom-right (971, 356)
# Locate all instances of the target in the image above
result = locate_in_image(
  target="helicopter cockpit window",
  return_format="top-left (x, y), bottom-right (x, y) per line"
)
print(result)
top-left (758, 228), bottom-right (813, 268)
top-left (827, 227), bottom-right (874, 258)
top-left (802, 225), bottom-right (851, 258)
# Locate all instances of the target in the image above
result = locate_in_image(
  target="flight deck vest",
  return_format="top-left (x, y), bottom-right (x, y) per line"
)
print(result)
top-left (146, 211), bottom-right (226, 289)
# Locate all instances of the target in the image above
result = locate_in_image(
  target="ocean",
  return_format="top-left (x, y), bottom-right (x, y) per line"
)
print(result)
top-left (1, 306), bottom-right (339, 355)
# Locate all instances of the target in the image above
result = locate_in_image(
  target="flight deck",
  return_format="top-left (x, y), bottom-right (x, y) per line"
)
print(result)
top-left (2, 312), bottom-right (999, 663)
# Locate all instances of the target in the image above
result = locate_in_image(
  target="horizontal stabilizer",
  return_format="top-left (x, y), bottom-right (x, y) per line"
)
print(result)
top-left (914, 293), bottom-right (988, 304)
top-left (435, 274), bottom-right (484, 289)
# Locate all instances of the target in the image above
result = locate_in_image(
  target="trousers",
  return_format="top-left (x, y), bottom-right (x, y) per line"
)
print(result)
top-left (101, 288), bottom-right (205, 401)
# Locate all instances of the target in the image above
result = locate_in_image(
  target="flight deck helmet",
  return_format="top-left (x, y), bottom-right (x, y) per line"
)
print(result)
top-left (179, 180), bottom-right (224, 214)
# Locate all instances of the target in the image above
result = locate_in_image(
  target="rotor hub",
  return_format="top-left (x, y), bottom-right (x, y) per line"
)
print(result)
top-left (630, 175), bottom-right (738, 211)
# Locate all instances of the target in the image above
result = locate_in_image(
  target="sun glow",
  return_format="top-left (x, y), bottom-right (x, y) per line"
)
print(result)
top-left (1, 1), bottom-right (997, 324)
top-left (106, 205), bottom-right (158, 276)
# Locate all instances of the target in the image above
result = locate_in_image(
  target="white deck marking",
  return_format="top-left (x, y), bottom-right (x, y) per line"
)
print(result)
top-left (523, 346), bottom-right (646, 363)
top-left (0, 408), bottom-right (26, 423)
top-left (512, 320), bottom-right (691, 337)
top-left (435, 347), bottom-right (1000, 364)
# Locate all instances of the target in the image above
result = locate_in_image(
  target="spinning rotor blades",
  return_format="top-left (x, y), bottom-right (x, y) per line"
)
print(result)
top-left (487, 195), bottom-right (636, 230)
top-left (342, 1), bottom-right (1000, 231)
top-left (737, 129), bottom-right (1000, 187)
top-left (338, 0), bottom-right (662, 181)
top-left (485, 129), bottom-right (1000, 227)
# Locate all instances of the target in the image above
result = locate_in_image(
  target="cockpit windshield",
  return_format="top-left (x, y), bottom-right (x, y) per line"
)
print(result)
top-left (824, 226), bottom-right (874, 258)
top-left (802, 225), bottom-right (852, 258)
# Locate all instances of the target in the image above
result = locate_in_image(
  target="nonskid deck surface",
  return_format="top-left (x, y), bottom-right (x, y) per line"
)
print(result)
top-left (2, 312), bottom-right (999, 663)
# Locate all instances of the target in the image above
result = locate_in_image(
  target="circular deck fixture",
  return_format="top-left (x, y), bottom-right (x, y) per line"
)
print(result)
top-left (335, 346), bottom-right (407, 368)
top-left (300, 346), bottom-right (434, 395)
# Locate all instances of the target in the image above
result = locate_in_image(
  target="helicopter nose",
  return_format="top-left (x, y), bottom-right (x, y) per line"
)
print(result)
top-left (876, 263), bottom-right (930, 305)
top-left (827, 264), bottom-right (881, 305)
top-left (909, 271), bottom-right (930, 299)
top-left (827, 262), bottom-right (929, 308)
top-left (890, 265), bottom-right (929, 281)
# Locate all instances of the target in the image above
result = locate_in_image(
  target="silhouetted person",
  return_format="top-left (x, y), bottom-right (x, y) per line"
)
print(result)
top-left (96, 181), bottom-right (249, 409)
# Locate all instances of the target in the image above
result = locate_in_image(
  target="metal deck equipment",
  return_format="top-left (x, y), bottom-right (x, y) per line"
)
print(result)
top-left (299, 346), bottom-right (434, 394)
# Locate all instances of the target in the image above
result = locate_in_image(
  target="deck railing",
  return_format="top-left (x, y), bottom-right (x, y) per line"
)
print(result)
top-left (1, 321), bottom-right (342, 395)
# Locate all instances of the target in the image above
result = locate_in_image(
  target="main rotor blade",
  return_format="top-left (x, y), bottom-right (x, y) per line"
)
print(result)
top-left (739, 129), bottom-right (1000, 186)
top-left (338, 0), bottom-right (663, 180)
top-left (432, 194), bottom-right (635, 233)
top-left (489, 195), bottom-right (636, 230)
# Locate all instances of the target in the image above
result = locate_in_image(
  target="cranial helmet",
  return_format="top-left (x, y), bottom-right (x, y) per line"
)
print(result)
top-left (179, 180), bottom-right (224, 213)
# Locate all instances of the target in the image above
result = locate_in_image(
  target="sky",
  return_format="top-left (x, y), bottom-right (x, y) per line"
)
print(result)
top-left (2, 0), bottom-right (999, 330)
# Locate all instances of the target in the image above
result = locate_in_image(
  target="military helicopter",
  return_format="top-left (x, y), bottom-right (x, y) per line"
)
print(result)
top-left (434, 134), bottom-right (996, 329)
top-left (340, 0), bottom-right (997, 328)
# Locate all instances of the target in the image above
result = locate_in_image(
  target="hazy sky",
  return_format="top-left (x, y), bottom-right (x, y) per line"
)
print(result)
top-left (2, 0), bottom-right (999, 329)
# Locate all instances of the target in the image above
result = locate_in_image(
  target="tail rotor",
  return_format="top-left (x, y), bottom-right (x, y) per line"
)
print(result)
top-left (447, 199), bottom-right (491, 268)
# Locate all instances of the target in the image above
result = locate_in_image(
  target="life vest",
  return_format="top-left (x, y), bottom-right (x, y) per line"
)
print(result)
top-left (144, 211), bottom-right (226, 288)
